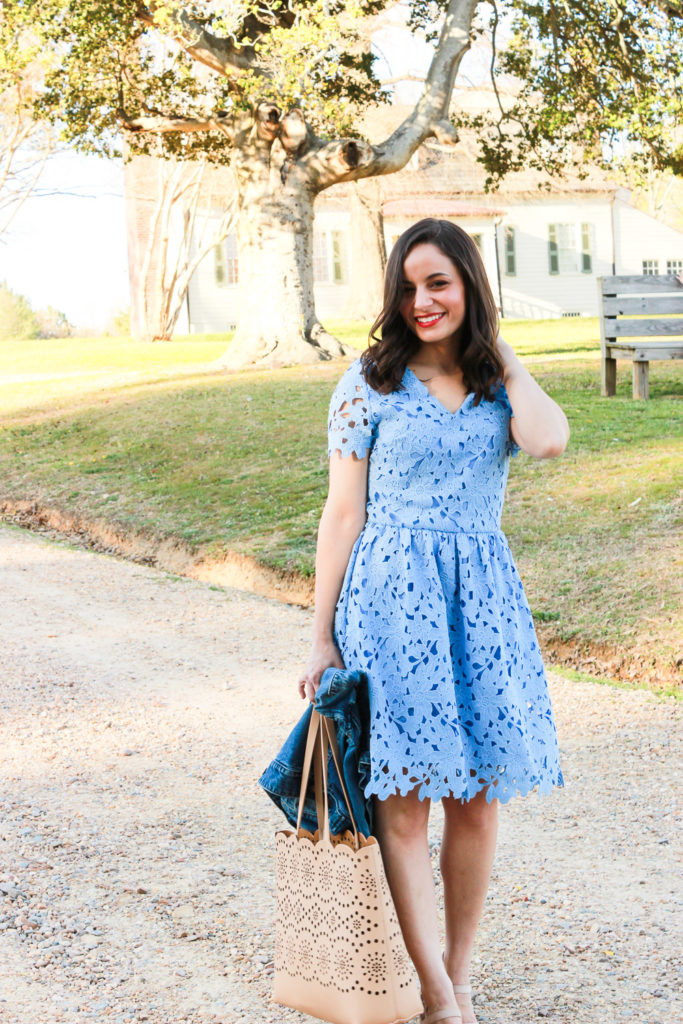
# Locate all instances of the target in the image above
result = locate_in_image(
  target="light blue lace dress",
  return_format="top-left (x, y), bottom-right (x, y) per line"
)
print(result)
top-left (328, 357), bottom-right (564, 805)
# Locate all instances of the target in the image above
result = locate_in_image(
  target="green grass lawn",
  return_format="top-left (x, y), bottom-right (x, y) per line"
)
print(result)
top-left (1, 318), bottom-right (681, 689)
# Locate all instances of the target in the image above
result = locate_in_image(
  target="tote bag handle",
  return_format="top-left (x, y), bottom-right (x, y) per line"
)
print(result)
top-left (295, 709), bottom-right (360, 849)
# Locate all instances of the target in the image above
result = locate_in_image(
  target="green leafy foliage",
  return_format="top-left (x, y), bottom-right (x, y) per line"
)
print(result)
top-left (4, 2), bottom-right (681, 181)
top-left (35, 305), bottom-right (73, 338)
top-left (0, 282), bottom-right (40, 340)
top-left (17, 0), bottom-right (390, 161)
top-left (457, 0), bottom-right (683, 185)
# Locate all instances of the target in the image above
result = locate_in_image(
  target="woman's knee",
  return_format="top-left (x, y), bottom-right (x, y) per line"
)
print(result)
top-left (443, 789), bottom-right (498, 832)
top-left (373, 788), bottom-right (430, 842)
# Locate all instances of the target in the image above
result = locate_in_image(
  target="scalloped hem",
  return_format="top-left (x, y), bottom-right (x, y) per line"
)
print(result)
top-left (328, 443), bottom-right (372, 460)
top-left (365, 766), bottom-right (565, 806)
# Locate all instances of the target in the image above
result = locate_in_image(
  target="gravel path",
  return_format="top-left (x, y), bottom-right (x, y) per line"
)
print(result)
top-left (0, 523), bottom-right (680, 1024)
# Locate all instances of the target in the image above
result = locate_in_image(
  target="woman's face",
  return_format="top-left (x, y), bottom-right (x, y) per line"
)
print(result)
top-left (399, 242), bottom-right (466, 348)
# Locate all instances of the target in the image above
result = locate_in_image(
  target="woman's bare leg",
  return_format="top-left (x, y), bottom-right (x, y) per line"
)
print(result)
top-left (374, 789), bottom-right (461, 1022)
top-left (440, 789), bottom-right (499, 1024)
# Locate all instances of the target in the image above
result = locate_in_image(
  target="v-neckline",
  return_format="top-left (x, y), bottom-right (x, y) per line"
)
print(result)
top-left (404, 366), bottom-right (473, 417)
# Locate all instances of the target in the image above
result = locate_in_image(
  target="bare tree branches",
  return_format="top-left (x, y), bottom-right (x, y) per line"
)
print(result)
top-left (134, 154), bottom-right (237, 339)
top-left (0, 23), bottom-right (57, 238)
top-left (118, 112), bottom-right (224, 134)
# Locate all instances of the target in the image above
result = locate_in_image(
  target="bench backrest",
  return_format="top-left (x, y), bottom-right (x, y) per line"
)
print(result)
top-left (599, 274), bottom-right (683, 350)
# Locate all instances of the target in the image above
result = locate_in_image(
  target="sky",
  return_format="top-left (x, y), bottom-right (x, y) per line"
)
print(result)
top-left (0, 151), bottom-right (129, 332)
top-left (0, 6), bottom-right (480, 333)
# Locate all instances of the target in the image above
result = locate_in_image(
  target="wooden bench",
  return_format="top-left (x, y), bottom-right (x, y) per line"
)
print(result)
top-left (598, 274), bottom-right (683, 399)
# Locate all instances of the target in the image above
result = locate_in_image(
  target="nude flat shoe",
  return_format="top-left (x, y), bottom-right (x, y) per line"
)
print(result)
top-left (421, 1006), bottom-right (463, 1024)
top-left (452, 984), bottom-right (476, 1024)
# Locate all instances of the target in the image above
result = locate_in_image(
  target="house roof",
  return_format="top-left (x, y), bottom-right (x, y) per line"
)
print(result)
top-left (380, 140), bottom-right (617, 202)
top-left (382, 198), bottom-right (506, 218)
top-left (354, 102), bottom-right (620, 203)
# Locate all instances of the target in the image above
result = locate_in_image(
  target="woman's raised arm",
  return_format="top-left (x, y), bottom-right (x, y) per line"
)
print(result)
top-left (297, 450), bottom-right (370, 702)
top-left (497, 337), bottom-right (570, 459)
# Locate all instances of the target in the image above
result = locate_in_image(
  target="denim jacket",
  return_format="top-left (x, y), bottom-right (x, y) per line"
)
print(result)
top-left (258, 666), bottom-right (373, 836)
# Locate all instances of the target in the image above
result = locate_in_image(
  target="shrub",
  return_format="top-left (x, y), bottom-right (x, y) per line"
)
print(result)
top-left (35, 306), bottom-right (74, 338)
top-left (108, 308), bottom-right (131, 336)
top-left (0, 282), bottom-right (39, 340)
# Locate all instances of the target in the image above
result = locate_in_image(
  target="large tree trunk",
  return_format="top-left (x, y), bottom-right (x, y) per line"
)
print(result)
top-left (214, 108), bottom-right (348, 370)
top-left (217, 185), bottom-right (347, 369)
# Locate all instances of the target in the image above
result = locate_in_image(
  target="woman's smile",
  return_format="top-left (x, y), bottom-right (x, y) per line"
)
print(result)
top-left (414, 312), bottom-right (446, 327)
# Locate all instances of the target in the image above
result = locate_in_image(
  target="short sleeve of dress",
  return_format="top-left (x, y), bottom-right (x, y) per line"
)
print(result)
top-left (494, 383), bottom-right (520, 458)
top-left (327, 358), bottom-right (376, 460)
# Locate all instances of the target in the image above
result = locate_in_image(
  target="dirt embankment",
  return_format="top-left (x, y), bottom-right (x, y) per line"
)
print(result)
top-left (1, 498), bottom-right (679, 691)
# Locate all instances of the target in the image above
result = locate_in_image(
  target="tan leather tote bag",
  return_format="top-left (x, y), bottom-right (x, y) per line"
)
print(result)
top-left (272, 709), bottom-right (423, 1024)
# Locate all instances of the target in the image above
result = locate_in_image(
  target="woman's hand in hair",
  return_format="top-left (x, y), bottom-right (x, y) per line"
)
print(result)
top-left (496, 336), bottom-right (521, 380)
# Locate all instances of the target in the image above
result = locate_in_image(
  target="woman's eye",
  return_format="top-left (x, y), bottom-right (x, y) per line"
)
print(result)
top-left (432, 280), bottom-right (448, 288)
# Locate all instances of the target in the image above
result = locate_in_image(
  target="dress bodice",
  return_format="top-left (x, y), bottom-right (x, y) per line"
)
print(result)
top-left (327, 358), bottom-right (519, 534)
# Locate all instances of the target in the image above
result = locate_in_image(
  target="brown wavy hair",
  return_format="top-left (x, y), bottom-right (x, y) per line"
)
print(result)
top-left (361, 218), bottom-right (503, 404)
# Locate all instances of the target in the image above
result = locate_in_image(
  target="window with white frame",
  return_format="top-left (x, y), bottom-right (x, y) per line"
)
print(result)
top-left (548, 223), bottom-right (594, 275)
top-left (504, 226), bottom-right (516, 276)
top-left (214, 244), bottom-right (226, 286)
top-left (313, 231), bottom-right (329, 282)
top-left (225, 234), bottom-right (239, 284)
top-left (580, 223), bottom-right (593, 273)
top-left (214, 234), bottom-right (239, 286)
top-left (642, 259), bottom-right (659, 275)
top-left (313, 229), bottom-right (348, 284)
top-left (666, 259), bottom-right (683, 274)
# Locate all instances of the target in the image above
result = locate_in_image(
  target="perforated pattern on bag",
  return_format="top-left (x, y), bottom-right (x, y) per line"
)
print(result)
top-left (274, 828), bottom-right (418, 1009)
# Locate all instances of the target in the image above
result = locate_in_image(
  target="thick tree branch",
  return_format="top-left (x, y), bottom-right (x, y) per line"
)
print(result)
top-left (136, 3), bottom-right (266, 79)
top-left (379, 73), bottom-right (427, 86)
top-left (118, 111), bottom-right (221, 133)
top-left (301, 0), bottom-right (480, 191)
top-left (117, 100), bottom-right (284, 153)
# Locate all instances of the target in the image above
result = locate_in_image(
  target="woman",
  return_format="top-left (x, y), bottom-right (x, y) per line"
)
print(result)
top-left (297, 218), bottom-right (569, 1024)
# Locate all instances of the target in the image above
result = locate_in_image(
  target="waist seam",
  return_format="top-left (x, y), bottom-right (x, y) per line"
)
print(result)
top-left (364, 516), bottom-right (503, 535)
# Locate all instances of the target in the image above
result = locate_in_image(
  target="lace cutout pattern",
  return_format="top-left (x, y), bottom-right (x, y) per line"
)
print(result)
top-left (328, 366), bottom-right (376, 460)
top-left (327, 358), bottom-right (564, 805)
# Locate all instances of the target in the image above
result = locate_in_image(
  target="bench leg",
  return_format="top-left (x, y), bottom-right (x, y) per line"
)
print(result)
top-left (601, 354), bottom-right (617, 396)
top-left (633, 360), bottom-right (649, 400)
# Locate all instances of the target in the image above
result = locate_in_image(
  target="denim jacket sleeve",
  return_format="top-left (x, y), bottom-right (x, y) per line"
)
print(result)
top-left (258, 667), bottom-right (373, 836)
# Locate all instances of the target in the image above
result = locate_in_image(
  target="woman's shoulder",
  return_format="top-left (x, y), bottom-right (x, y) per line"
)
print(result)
top-left (329, 358), bottom-right (374, 420)
top-left (333, 355), bottom-right (378, 396)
